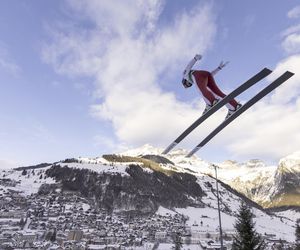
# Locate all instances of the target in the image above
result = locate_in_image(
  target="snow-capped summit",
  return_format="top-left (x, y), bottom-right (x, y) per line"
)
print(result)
top-left (244, 159), bottom-right (266, 168)
top-left (214, 152), bottom-right (300, 208)
top-left (120, 146), bottom-right (300, 209)
top-left (120, 143), bottom-right (199, 163)
top-left (2, 144), bottom-right (300, 214)
top-left (121, 144), bottom-right (164, 157)
top-left (278, 151), bottom-right (300, 173)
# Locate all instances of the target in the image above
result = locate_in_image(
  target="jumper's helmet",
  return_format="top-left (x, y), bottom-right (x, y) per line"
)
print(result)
top-left (182, 78), bottom-right (193, 88)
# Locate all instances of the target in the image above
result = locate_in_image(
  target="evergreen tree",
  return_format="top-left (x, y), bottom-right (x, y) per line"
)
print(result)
top-left (151, 242), bottom-right (160, 250)
top-left (232, 202), bottom-right (265, 250)
top-left (273, 239), bottom-right (284, 250)
top-left (295, 222), bottom-right (300, 250)
top-left (19, 218), bottom-right (25, 228)
top-left (172, 232), bottom-right (183, 250)
top-left (50, 228), bottom-right (56, 242)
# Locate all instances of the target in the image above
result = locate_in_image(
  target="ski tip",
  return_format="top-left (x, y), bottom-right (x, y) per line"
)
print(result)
top-left (263, 67), bottom-right (273, 74)
top-left (286, 71), bottom-right (295, 76)
top-left (162, 142), bottom-right (177, 155)
top-left (186, 146), bottom-right (201, 158)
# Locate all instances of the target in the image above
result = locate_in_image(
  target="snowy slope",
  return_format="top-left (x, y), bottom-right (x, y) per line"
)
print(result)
top-left (215, 152), bottom-right (300, 207)
top-left (278, 151), bottom-right (300, 172)
top-left (0, 157), bottom-right (133, 196)
top-left (123, 144), bottom-right (300, 208)
top-left (154, 165), bottom-right (295, 242)
top-left (0, 145), bottom-right (299, 242)
top-left (0, 167), bottom-right (56, 196)
top-left (121, 145), bottom-right (297, 241)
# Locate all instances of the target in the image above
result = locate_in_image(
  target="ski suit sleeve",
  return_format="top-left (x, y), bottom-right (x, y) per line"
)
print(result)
top-left (211, 67), bottom-right (221, 76)
top-left (211, 61), bottom-right (229, 76)
top-left (183, 55), bottom-right (202, 78)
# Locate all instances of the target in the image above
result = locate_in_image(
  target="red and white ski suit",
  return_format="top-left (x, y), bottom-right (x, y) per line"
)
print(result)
top-left (183, 57), bottom-right (239, 110)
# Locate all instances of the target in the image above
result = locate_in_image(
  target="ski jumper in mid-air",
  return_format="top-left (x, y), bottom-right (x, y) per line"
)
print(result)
top-left (182, 54), bottom-right (241, 118)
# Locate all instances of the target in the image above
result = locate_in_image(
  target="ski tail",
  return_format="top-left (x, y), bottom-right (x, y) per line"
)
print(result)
top-left (186, 71), bottom-right (294, 157)
top-left (162, 68), bottom-right (272, 155)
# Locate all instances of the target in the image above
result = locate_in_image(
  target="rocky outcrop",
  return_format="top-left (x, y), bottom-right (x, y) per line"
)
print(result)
top-left (269, 154), bottom-right (300, 207)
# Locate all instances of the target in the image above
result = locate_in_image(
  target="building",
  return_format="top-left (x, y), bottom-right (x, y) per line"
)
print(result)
top-left (68, 229), bottom-right (84, 241)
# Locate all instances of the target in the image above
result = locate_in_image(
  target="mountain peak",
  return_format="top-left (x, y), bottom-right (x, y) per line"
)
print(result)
top-left (278, 151), bottom-right (300, 173)
top-left (120, 144), bottom-right (163, 157)
top-left (120, 144), bottom-right (193, 158)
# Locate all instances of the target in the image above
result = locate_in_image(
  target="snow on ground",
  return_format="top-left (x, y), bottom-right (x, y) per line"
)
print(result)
top-left (0, 159), bottom-right (145, 197)
top-left (0, 146), bottom-right (298, 243)
top-left (0, 166), bottom-right (56, 196)
top-left (174, 172), bottom-right (296, 242)
top-left (82, 203), bottom-right (90, 211)
top-left (121, 144), bottom-right (163, 156)
top-left (156, 243), bottom-right (202, 250)
top-left (275, 209), bottom-right (300, 221)
top-left (132, 243), bottom-right (203, 250)
top-left (156, 206), bottom-right (177, 216)
top-left (279, 151), bottom-right (300, 172)
top-left (254, 209), bottom-right (295, 242)
top-left (122, 146), bottom-right (298, 242)
top-left (65, 204), bottom-right (73, 211)
top-left (0, 218), bottom-right (20, 222)
top-left (176, 206), bottom-right (231, 231)
top-left (63, 162), bottom-right (139, 176)
top-left (77, 157), bottom-right (109, 165)
top-left (23, 218), bottom-right (31, 230)
top-left (175, 206), bottom-right (295, 242)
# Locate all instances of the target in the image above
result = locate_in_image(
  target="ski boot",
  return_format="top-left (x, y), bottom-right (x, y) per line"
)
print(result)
top-left (225, 103), bottom-right (242, 119)
top-left (202, 99), bottom-right (220, 115)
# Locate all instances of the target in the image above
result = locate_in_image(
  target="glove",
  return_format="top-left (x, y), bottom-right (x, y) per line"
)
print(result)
top-left (194, 54), bottom-right (202, 61)
top-left (218, 61), bottom-right (229, 70)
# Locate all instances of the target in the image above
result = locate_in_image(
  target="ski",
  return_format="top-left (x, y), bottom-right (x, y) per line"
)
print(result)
top-left (162, 68), bottom-right (272, 154)
top-left (186, 71), bottom-right (294, 157)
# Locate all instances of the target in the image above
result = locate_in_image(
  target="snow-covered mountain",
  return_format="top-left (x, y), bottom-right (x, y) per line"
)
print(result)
top-left (0, 145), bottom-right (299, 244)
top-left (215, 152), bottom-right (300, 208)
top-left (123, 145), bottom-right (300, 207)
top-left (123, 144), bottom-right (300, 208)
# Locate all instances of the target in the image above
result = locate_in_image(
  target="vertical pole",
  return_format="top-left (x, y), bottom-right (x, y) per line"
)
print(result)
top-left (213, 164), bottom-right (224, 250)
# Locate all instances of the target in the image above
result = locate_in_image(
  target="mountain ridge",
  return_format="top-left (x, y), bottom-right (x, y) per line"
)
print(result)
top-left (0, 144), bottom-right (299, 242)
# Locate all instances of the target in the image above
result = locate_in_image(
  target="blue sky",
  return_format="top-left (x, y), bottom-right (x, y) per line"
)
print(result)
top-left (1, 0), bottom-right (300, 167)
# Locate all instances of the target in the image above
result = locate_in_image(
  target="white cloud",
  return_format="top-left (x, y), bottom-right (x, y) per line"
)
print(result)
top-left (218, 11), bottom-right (300, 160)
top-left (42, 1), bottom-right (300, 163)
top-left (66, 0), bottom-right (164, 36)
top-left (223, 101), bottom-right (300, 160)
top-left (281, 24), bottom-right (300, 37)
top-left (287, 5), bottom-right (300, 19)
top-left (269, 54), bottom-right (300, 104)
top-left (42, 1), bottom-right (217, 148)
top-left (282, 33), bottom-right (300, 54)
top-left (219, 56), bottom-right (300, 160)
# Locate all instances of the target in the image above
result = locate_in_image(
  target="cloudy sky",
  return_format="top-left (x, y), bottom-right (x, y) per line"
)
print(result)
top-left (1, 0), bottom-right (300, 167)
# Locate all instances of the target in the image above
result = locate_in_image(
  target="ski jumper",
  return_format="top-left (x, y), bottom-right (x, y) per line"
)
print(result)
top-left (183, 57), bottom-right (239, 110)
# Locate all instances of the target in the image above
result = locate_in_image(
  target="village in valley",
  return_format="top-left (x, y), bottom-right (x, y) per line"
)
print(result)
top-left (0, 167), bottom-right (295, 250)
top-left (0, 183), bottom-right (224, 249)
